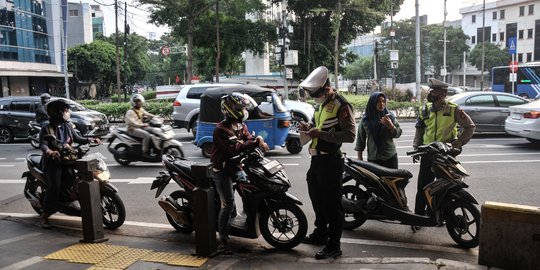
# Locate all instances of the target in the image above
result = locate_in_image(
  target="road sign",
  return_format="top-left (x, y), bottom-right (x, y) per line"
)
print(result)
top-left (509, 60), bottom-right (518, 72)
top-left (161, 46), bottom-right (171, 56)
top-left (509, 73), bottom-right (517, 82)
top-left (389, 50), bottom-right (399, 61)
top-left (391, 61), bottom-right (398, 69)
top-left (507, 37), bottom-right (517, 55)
top-left (286, 68), bottom-right (293, 79)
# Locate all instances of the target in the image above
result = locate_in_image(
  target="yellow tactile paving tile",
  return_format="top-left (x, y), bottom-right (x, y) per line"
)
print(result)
top-left (44, 242), bottom-right (208, 269)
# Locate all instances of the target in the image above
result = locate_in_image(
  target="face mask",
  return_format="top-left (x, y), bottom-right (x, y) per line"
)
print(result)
top-left (241, 109), bottom-right (249, 122)
top-left (427, 93), bottom-right (439, 102)
top-left (62, 111), bottom-right (71, 121)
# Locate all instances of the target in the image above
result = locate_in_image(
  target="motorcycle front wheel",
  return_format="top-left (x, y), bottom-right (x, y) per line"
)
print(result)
top-left (30, 136), bottom-right (40, 149)
top-left (259, 202), bottom-right (307, 250)
top-left (101, 191), bottom-right (126, 230)
top-left (444, 200), bottom-right (480, 248)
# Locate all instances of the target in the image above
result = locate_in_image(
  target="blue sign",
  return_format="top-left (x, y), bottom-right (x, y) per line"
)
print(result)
top-left (507, 37), bottom-right (517, 55)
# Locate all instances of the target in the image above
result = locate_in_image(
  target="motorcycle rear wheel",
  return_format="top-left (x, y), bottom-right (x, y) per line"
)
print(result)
top-left (166, 190), bottom-right (194, 234)
top-left (113, 144), bottom-right (131, 166)
top-left (30, 136), bottom-right (40, 149)
top-left (259, 202), bottom-right (307, 250)
top-left (342, 185), bottom-right (368, 230)
top-left (101, 191), bottom-right (126, 230)
top-left (445, 200), bottom-right (480, 249)
top-left (24, 176), bottom-right (46, 215)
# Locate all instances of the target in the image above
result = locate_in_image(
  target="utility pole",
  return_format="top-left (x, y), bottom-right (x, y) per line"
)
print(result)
top-left (115, 0), bottom-right (121, 100)
top-left (391, 1), bottom-right (396, 99)
top-left (415, 0), bottom-right (421, 101)
top-left (62, 0), bottom-right (69, 98)
top-left (443, 0), bottom-right (447, 83)
top-left (373, 40), bottom-right (378, 83)
top-left (280, 0), bottom-right (289, 100)
top-left (123, 1), bottom-right (128, 101)
top-left (215, 1), bottom-right (220, 83)
top-left (480, 0), bottom-right (486, 91)
top-left (463, 51), bottom-right (466, 87)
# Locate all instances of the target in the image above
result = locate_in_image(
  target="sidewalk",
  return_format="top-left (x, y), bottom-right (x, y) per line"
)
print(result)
top-left (0, 214), bottom-right (496, 270)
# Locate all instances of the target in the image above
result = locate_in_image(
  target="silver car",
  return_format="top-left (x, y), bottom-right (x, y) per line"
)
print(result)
top-left (447, 92), bottom-right (529, 133)
top-left (505, 100), bottom-right (540, 144)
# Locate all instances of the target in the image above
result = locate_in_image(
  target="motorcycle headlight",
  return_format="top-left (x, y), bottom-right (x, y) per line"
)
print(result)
top-left (94, 170), bottom-right (111, 181)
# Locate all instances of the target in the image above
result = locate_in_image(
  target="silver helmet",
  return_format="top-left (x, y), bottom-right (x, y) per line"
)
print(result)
top-left (299, 66), bottom-right (330, 97)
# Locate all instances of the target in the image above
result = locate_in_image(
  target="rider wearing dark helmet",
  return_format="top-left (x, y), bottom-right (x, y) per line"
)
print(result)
top-left (35, 93), bottom-right (51, 125)
top-left (39, 99), bottom-right (100, 229)
top-left (210, 92), bottom-right (269, 254)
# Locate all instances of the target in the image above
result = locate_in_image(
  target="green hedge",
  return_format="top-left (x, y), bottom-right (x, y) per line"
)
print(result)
top-left (84, 100), bottom-right (174, 122)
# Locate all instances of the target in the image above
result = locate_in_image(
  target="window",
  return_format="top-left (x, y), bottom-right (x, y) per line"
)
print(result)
top-left (471, 36), bottom-right (476, 44)
top-left (465, 95), bottom-right (495, 107)
top-left (11, 101), bottom-right (32, 112)
top-left (492, 11), bottom-right (497, 20)
top-left (500, 9), bottom-right (505, 19)
top-left (472, 14), bottom-right (476, 23)
top-left (500, 32), bottom-right (505, 41)
top-left (69, 9), bottom-right (79, 16)
top-left (496, 95), bottom-right (527, 107)
top-left (492, 33), bottom-right (497, 42)
top-left (518, 53), bottom-right (523, 62)
top-left (519, 29), bottom-right (524, 39)
top-left (529, 4), bottom-right (534, 15)
top-left (186, 87), bottom-right (210, 99)
top-left (527, 53), bottom-right (533, 62)
top-left (520, 6), bottom-right (525, 16)
top-left (528, 29), bottom-right (533, 39)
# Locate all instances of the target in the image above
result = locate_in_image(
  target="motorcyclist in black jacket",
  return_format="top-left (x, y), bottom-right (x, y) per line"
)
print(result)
top-left (39, 99), bottom-right (100, 228)
top-left (35, 93), bottom-right (50, 126)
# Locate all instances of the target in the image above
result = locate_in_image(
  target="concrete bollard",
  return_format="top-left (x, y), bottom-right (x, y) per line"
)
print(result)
top-left (191, 163), bottom-right (217, 257)
top-left (76, 158), bottom-right (108, 243)
top-left (478, 201), bottom-right (540, 270)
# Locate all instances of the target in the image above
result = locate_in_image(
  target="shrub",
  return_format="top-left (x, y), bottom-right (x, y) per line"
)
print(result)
top-left (84, 99), bottom-right (173, 122)
top-left (141, 90), bottom-right (156, 100)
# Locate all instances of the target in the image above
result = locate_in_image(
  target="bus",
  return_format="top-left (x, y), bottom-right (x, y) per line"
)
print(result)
top-left (492, 62), bottom-right (540, 99)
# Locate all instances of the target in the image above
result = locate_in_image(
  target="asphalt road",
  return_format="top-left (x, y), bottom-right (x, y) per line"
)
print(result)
top-left (1, 122), bottom-right (539, 263)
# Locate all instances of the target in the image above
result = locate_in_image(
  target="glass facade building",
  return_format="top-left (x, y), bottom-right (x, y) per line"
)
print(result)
top-left (0, 0), bottom-right (54, 64)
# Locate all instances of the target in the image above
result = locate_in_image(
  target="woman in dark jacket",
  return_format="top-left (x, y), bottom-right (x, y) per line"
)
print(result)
top-left (39, 99), bottom-right (99, 228)
top-left (354, 92), bottom-right (402, 169)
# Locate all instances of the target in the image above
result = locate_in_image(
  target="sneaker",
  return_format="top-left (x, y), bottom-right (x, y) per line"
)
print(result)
top-left (218, 239), bottom-right (232, 255)
top-left (315, 245), bottom-right (342, 259)
top-left (303, 233), bottom-right (328, 245)
top-left (41, 215), bottom-right (51, 229)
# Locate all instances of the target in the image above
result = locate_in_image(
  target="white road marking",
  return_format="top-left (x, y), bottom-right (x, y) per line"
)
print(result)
top-left (0, 165), bottom-right (15, 167)
top-left (15, 158), bottom-right (25, 160)
top-left (398, 159), bottom-right (540, 166)
top-left (398, 152), bottom-right (540, 158)
top-left (0, 256), bottom-right (43, 270)
top-left (0, 232), bottom-right (42, 246)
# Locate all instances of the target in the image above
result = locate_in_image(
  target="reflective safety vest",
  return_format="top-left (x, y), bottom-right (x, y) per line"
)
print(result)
top-left (310, 95), bottom-right (349, 154)
top-left (419, 101), bottom-right (459, 144)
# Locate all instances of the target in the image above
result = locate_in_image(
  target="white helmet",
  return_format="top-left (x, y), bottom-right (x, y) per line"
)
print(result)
top-left (131, 94), bottom-right (145, 107)
top-left (299, 66), bottom-right (330, 97)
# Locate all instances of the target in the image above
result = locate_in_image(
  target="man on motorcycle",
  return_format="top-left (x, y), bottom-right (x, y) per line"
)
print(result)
top-left (39, 99), bottom-right (100, 229)
top-left (299, 66), bottom-right (356, 259)
top-left (124, 94), bottom-right (156, 157)
top-left (35, 93), bottom-right (50, 125)
top-left (413, 78), bottom-right (476, 216)
top-left (210, 93), bottom-right (269, 255)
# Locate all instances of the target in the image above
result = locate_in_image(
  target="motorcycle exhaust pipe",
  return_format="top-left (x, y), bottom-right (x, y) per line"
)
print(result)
top-left (158, 197), bottom-right (189, 225)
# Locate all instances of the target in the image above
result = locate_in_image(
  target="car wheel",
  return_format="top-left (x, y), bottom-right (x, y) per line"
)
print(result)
top-left (201, 142), bottom-right (213, 158)
top-left (0, 127), bottom-right (14, 143)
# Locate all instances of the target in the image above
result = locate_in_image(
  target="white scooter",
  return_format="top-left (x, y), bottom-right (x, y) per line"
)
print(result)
top-left (107, 117), bottom-right (184, 166)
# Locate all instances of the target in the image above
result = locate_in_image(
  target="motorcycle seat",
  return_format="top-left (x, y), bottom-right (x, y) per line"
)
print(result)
top-left (117, 128), bottom-right (145, 141)
top-left (172, 159), bottom-right (197, 176)
top-left (349, 159), bottom-right (413, 179)
top-left (28, 154), bottom-right (42, 167)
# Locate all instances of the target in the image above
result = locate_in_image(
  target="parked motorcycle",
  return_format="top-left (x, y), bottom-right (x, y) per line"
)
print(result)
top-left (150, 147), bottom-right (308, 250)
top-left (22, 139), bottom-right (126, 229)
top-left (341, 142), bottom-right (480, 248)
top-left (28, 121), bottom-right (41, 149)
top-left (107, 117), bottom-right (184, 166)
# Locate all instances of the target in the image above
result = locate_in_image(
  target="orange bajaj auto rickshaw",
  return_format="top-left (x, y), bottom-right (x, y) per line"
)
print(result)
top-left (194, 85), bottom-right (302, 157)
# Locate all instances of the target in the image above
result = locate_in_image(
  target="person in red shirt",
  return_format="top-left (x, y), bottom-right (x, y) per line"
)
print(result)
top-left (210, 93), bottom-right (268, 254)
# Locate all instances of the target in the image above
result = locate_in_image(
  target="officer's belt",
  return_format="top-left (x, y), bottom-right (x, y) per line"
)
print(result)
top-left (309, 149), bottom-right (329, 156)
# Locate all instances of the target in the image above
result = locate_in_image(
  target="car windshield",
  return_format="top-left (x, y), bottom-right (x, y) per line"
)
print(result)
top-left (273, 93), bottom-right (287, 113)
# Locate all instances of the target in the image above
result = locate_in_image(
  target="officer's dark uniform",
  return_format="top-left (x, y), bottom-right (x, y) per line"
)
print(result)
top-left (413, 78), bottom-right (476, 215)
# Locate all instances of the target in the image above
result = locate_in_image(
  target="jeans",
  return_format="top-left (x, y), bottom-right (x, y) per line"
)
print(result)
top-left (214, 170), bottom-right (247, 239)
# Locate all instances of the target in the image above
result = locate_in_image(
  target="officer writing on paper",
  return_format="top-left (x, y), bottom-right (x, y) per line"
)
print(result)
top-left (298, 66), bottom-right (356, 259)
top-left (413, 78), bottom-right (475, 217)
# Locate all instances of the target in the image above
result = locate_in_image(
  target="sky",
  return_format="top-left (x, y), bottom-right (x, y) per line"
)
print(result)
top-left (87, 0), bottom-right (497, 40)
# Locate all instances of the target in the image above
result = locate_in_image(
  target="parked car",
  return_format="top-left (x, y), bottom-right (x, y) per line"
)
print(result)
top-left (172, 84), bottom-right (315, 137)
top-left (0, 96), bottom-right (109, 143)
top-left (447, 87), bottom-right (464, 96)
top-left (505, 100), bottom-right (540, 144)
top-left (447, 92), bottom-right (529, 133)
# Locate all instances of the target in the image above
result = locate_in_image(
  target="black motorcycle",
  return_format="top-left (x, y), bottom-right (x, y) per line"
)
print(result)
top-left (150, 148), bottom-right (308, 250)
top-left (22, 138), bottom-right (126, 229)
top-left (341, 142), bottom-right (480, 248)
top-left (28, 121), bottom-right (41, 149)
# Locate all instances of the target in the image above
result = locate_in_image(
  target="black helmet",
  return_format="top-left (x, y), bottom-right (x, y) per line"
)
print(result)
top-left (40, 93), bottom-right (51, 103)
top-left (46, 99), bottom-right (70, 122)
top-left (220, 93), bottom-right (257, 122)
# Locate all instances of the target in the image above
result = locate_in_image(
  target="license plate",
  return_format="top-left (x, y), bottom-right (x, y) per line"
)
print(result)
top-left (263, 160), bottom-right (284, 174)
top-left (511, 113), bottom-right (522, 120)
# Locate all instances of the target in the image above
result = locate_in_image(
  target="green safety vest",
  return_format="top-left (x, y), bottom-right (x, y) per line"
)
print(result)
top-left (419, 101), bottom-right (459, 144)
top-left (310, 95), bottom-right (348, 153)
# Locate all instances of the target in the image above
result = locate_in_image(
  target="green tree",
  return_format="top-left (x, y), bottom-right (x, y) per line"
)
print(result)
top-left (425, 24), bottom-right (469, 77)
top-left (68, 40), bottom-right (117, 98)
top-left (344, 56), bottom-right (372, 80)
top-left (469, 42), bottom-right (509, 73)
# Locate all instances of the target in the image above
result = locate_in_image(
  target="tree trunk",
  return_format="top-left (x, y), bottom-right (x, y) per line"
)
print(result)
top-left (333, 0), bottom-right (342, 90)
top-left (215, 1), bottom-right (220, 82)
top-left (307, 16), bottom-right (312, 72)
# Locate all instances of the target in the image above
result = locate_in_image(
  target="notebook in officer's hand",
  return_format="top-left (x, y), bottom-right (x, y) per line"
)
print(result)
top-left (300, 131), bottom-right (311, 145)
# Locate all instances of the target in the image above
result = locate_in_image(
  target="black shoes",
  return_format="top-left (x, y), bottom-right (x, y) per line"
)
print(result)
top-left (217, 238), bottom-right (232, 255)
top-left (315, 245), bottom-right (342, 260)
top-left (302, 233), bottom-right (328, 245)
